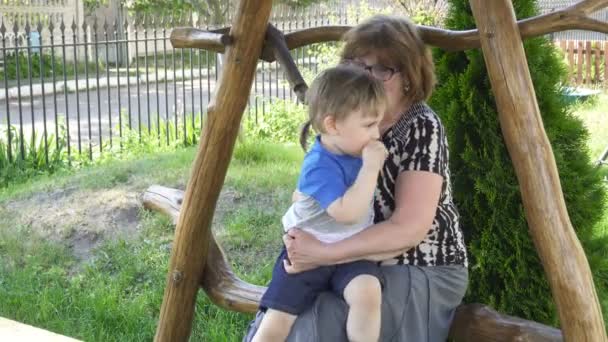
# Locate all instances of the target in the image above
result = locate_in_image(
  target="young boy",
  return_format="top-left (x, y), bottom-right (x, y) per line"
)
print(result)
top-left (252, 66), bottom-right (388, 342)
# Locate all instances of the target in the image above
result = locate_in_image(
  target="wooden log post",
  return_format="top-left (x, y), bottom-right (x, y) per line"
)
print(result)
top-left (153, 0), bottom-right (272, 340)
top-left (469, 1), bottom-right (607, 341)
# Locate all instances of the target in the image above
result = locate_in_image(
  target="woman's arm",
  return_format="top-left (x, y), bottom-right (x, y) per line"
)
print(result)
top-left (284, 170), bottom-right (443, 269)
top-left (283, 247), bottom-right (404, 274)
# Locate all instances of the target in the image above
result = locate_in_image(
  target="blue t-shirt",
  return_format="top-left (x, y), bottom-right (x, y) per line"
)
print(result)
top-left (297, 136), bottom-right (363, 209)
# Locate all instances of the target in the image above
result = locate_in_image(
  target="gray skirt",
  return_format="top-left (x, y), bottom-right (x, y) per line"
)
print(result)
top-left (243, 264), bottom-right (468, 342)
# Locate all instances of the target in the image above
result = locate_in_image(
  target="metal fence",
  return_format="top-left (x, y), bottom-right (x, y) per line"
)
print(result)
top-left (0, 1), bottom-right (381, 166)
top-left (12, 0), bottom-right (606, 169)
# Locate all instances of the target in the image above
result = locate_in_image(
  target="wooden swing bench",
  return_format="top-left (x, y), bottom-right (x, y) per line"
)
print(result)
top-left (147, 1), bottom-right (608, 341)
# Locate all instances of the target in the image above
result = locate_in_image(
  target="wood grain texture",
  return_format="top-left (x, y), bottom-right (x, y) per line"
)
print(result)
top-left (169, 28), bottom-right (231, 52)
top-left (449, 304), bottom-right (563, 342)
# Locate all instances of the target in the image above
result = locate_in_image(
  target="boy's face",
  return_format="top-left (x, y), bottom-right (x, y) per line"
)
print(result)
top-left (331, 108), bottom-right (383, 156)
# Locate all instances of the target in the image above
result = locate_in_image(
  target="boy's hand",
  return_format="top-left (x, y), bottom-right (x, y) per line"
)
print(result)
top-left (362, 140), bottom-right (388, 170)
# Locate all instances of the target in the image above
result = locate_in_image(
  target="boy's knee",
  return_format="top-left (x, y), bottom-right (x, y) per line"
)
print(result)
top-left (344, 275), bottom-right (382, 308)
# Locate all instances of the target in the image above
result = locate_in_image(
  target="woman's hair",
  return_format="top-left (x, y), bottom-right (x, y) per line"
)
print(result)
top-left (340, 14), bottom-right (436, 102)
top-left (300, 65), bottom-right (386, 150)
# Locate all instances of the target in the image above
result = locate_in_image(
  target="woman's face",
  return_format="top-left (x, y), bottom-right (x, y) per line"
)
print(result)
top-left (350, 54), bottom-right (409, 121)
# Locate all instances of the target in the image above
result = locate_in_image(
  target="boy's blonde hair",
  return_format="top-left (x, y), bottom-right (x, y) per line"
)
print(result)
top-left (340, 14), bottom-right (436, 102)
top-left (301, 66), bottom-right (386, 150)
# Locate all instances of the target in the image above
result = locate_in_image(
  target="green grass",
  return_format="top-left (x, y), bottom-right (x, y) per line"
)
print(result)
top-left (571, 93), bottom-right (608, 162)
top-left (571, 93), bottom-right (608, 328)
top-left (0, 139), bottom-right (303, 341)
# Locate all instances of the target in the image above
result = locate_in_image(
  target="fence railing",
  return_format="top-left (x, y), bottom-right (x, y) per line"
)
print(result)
top-left (555, 39), bottom-right (608, 89)
top-left (0, 1), bottom-right (376, 167)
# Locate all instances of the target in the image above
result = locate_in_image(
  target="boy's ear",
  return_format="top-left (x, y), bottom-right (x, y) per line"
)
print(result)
top-left (322, 115), bottom-right (338, 135)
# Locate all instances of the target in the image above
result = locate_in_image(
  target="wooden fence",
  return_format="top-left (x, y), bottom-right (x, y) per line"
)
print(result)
top-left (556, 40), bottom-right (608, 89)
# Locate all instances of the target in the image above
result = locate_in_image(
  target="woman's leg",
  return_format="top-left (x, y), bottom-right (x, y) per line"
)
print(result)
top-left (378, 265), bottom-right (469, 342)
top-left (425, 266), bottom-right (469, 342)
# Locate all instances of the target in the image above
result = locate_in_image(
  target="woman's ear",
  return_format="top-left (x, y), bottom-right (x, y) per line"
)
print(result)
top-left (322, 115), bottom-right (339, 135)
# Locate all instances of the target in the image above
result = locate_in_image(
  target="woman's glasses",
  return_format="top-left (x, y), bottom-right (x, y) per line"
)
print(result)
top-left (342, 59), bottom-right (399, 82)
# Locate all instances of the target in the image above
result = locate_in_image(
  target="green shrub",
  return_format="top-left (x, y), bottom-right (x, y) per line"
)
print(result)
top-left (243, 99), bottom-right (307, 145)
top-left (0, 110), bottom-right (204, 188)
top-left (0, 124), bottom-right (71, 188)
top-left (0, 52), bottom-right (104, 81)
top-left (430, 0), bottom-right (608, 326)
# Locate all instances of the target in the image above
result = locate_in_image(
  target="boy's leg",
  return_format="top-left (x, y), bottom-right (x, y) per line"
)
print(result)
top-left (251, 309), bottom-right (297, 342)
top-left (254, 247), bottom-right (332, 342)
top-left (343, 274), bottom-right (382, 342)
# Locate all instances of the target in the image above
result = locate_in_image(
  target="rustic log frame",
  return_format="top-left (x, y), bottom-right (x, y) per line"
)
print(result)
top-left (153, 0), bottom-right (608, 341)
top-left (169, 28), bottom-right (232, 52)
top-left (263, 24), bottom-right (309, 104)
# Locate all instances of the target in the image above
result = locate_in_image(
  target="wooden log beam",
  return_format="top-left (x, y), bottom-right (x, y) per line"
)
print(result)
top-left (143, 185), bottom-right (265, 313)
top-left (143, 185), bottom-right (567, 340)
top-left (469, 0), bottom-right (607, 341)
top-left (170, 0), bottom-right (608, 54)
top-left (263, 24), bottom-right (308, 104)
top-left (449, 304), bottom-right (563, 342)
top-left (169, 28), bottom-right (232, 52)
top-left (153, 0), bottom-right (272, 340)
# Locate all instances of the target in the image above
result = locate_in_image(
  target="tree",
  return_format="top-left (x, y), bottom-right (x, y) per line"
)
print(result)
top-left (393, 0), bottom-right (448, 26)
top-left (121, 0), bottom-right (327, 25)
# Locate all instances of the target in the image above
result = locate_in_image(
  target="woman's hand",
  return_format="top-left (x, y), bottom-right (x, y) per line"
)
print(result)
top-left (282, 228), bottom-right (332, 273)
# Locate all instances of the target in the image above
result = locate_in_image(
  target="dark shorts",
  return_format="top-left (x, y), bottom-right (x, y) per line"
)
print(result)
top-left (259, 248), bottom-right (383, 315)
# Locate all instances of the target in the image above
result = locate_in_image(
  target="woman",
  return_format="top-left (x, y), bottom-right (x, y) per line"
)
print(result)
top-left (245, 14), bottom-right (468, 342)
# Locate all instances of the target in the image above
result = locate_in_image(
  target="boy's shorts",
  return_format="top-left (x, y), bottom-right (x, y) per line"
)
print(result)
top-left (259, 248), bottom-right (383, 315)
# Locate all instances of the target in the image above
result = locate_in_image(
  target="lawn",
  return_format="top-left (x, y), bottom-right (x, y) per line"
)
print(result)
top-left (0, 140), bottom-right (304, 341)
top-left (0, 94), bottom-right (607, 341)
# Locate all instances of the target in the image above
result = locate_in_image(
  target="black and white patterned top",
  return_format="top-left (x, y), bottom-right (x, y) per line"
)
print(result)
top-left (374, 102), bottom-right (468, 267)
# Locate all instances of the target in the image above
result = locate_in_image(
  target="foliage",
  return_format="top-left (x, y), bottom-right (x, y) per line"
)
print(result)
top-left (0, 52), bottom-right (104, 81)
top-left (1, 110), bottom-right (204, 188)
top-left (392, 0), bottom-right (448, 26)
top-left (243, 99), bottom-right (307, 145)
top-left (118, 0), bottom-right (328, 23)
top-left (0, 123), bottom-right (71, 188)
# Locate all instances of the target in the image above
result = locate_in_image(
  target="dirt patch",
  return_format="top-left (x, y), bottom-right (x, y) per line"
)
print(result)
top-left (3, 184), bottom-right (248, 264)
top-left (5, 186), bottom-right (143, 262)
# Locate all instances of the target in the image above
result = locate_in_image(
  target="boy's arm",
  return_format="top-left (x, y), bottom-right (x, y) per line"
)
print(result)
top-left (327, 140), bottom-right (387, 224)
top-left (326, 164), bottom-right (379, 223)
